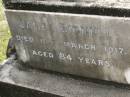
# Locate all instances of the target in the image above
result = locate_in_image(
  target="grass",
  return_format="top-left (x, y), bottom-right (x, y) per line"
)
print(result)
top-left (0, 0), bottom-right (11, 62)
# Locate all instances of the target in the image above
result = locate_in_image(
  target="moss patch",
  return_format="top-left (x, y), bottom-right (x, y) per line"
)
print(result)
top-left (0, 0), bottom-right (11, 62)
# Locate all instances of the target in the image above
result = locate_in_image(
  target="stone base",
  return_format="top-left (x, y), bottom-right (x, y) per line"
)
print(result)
top-left (0, 59), bottom-right (130, 97)
top-left (0, 81), bottom-right (60, 97)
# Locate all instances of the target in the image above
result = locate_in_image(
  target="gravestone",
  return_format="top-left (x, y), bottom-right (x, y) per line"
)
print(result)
top-left (3, 0), bottom-right (130, 84)
top-left (1, 0), bottom-right (130, 96)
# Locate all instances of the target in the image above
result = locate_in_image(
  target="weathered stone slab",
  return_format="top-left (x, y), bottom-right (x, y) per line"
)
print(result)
top-left (5, 9), bottom-right (130, 84)
top-left (0, 81), bottom-right (60, 97)
top-left (0, 60), bottom-right (130, 97)
top-left (5, 0), bottom-right (130, 10)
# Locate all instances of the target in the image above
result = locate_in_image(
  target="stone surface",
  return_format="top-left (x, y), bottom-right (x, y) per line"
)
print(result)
top-left (0, 81), bottom-right (60, 97)
top-left (5, 9), bottom-right (130, 84)
top-left (0, 60), bottom-right (130, 97)
top-left (5, 0), bottom-right (130, 10)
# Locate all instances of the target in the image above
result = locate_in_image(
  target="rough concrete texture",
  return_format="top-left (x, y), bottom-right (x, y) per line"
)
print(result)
top-left (0, 59), bottom-right (130, 97)
top-left (8, 0), bottom-right (130, 9)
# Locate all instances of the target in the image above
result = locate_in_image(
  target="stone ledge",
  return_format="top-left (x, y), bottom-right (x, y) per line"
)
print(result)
top-left (0, 59), bottom-right (130, 97)
top-left (7, 0), bottom-right (130, 10)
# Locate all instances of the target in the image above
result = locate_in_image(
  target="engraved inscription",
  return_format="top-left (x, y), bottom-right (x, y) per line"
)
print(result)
top-left (64, 42), bottom-right (96, 51)
top-left (78, 57), bottom-right (111, 67)
top-left (59, 23), bottom-right (97, 37)
top-left (15, 35), bottom-right (34, 43)
top-left (32, 49), bottom-right (111, 67)
top-left (32, 50), bottom-right (54, 58)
